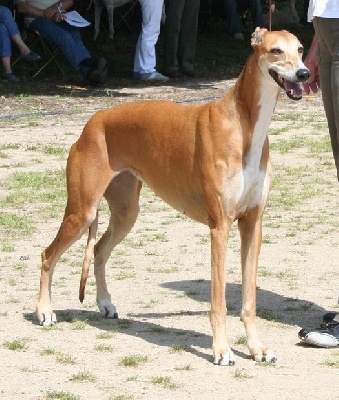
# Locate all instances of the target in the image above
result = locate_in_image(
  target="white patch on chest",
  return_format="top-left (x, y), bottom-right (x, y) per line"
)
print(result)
top-left (231, 85), bottom-right (277, 216)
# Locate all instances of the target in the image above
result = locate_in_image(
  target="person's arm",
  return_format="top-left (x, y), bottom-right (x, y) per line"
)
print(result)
top-left (303, 34), bottom-right (320, 94)
top-left (17, 0), bottom-right (74, 22)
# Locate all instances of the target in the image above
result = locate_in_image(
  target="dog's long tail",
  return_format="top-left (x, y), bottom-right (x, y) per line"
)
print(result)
top-left (79, 211), bottom-right (99, 303)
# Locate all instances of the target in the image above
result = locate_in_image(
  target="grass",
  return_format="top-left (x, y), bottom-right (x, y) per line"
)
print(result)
top-left (56, 353), bottom-right (77, 365)
top-left (233, 368), bottom-right (253, 379)
top-left (169, 344), bottom-right (189, 353)
top-left (45, 391), bottom-right (80, 400)
top-left (119, 354), bottom-right (148, 367)
top-left (151, 376), bottom-right (180, 390)
top-left (94, 344), bottom-right (114, 352)
top-left (70, 370), bottom-right (96, 382)
top-left (3, 338), bottom-right (28, 351)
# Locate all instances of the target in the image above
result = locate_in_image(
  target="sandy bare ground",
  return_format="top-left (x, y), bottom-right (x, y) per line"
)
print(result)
top-left (0, 78), bottom-right (339, 400)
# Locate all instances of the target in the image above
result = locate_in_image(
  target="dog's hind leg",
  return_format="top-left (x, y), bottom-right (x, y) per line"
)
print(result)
top-left (79, 210), bottom-right (99, 303)
top-left (94, 171), bottom-right (142, 318)
top-left (36, 145), bottom-right (114, 326)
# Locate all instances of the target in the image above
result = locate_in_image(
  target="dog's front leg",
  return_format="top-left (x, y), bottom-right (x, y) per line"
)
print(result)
top-left (238, 210), bottom-right (276, 362)
top-left (209, 223), bottom-right (235, 366)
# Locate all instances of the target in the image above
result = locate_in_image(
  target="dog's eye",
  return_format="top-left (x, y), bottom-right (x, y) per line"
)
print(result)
top-left (270, 48), bottom-right (283, 55)
top-left (298, 46), bottom-right (304, 54)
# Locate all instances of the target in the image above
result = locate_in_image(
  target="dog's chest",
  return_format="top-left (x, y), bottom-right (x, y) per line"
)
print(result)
top-left (235, 151), bottom-right (268, 214)
top-left (224, 106), bottom-right (272, 216)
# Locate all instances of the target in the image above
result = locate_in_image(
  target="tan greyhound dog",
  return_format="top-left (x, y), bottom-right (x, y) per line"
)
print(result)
top-left (37, 28), bottom-right (309, 365)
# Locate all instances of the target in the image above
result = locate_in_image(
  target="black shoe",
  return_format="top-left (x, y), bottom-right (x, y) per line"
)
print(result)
top-left (21, 51), bottom-right (41, 63)
top-left (2, 72), bottom-right (20, 82)
top-left (88, 67), bottom-right (107, 84)
top-left (298, 324), bottom-right (339, 348)
top-left (322, 312), bottom-right (339, 326)
top-left (180, 69), bottom-right (200, 78)
top-left (96, 57), bottom-right (107, 73)
top-left (166, 70), bottom-right (184, 79)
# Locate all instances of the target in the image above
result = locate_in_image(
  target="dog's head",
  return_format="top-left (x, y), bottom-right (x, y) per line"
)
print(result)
top-left (251, 28), bottom-right (309, 100)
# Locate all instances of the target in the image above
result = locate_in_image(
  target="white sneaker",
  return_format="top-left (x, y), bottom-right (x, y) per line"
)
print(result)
top-left (140, 71), bottom-right (169, 82)
top-left (234, 33), bottom-right (244, 41)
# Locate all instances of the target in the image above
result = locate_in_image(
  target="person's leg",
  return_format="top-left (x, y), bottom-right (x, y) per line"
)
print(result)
top-left (0, 22), bottom-right (12, 74)
top-left (250, 0), bottom-right (263, 29)
top-left (29, 18), bottom-right (91, 72)
top-left (224, 0), bottom-right (243, 37)
top-left (313, 18), bottom-right (339, 181)
top-left (298, 18), bottom-right (339, 348)
top-left (134, 0), bottom-right (164, 76)
top-left (0, 22), bottom-right (11, 59)
top-left (0, 22), bottom-right (20, 81)
top-left (164, 0), bottom-right (184, 74)
top-left (178, 0), bottom-right (200, 74)
top-left (0, 5), bottom-right (40, 61)
top-left (0, 6), bottom-right (20, 38)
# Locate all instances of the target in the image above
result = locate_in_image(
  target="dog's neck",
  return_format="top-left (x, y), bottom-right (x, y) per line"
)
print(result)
top-left (235, 52), bottom-right (280, 127)
top-left (231, 52), bottom-right (281, 165)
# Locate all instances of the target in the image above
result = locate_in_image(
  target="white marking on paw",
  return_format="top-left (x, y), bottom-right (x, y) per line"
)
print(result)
top-left (214, 350), bottom-right (235, 366)
top-left (97, 299), bottom-right (117, 318)
top-left (42, 313), bottom-right (57, 326)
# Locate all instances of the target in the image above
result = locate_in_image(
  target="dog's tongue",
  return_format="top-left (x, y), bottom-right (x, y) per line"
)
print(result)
top-left (284, 81), bottom-right (302, 100)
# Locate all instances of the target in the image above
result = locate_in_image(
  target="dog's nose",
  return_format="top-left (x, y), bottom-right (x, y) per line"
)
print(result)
top-left (296, 68), bottom-right (310, 82)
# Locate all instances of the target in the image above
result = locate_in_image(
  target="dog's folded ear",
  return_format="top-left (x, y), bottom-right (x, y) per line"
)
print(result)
top-left (251, 27), bottom-right (267, 47)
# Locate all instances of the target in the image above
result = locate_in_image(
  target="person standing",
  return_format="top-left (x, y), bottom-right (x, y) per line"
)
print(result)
top-left (225, 0), bottom-right (264, 41)
top-left (133, 0), bottom-right (168, 82)
top-left (298, 0), bottom-right (339, 348)
top-left (164, 0), bottom-right (200, 78)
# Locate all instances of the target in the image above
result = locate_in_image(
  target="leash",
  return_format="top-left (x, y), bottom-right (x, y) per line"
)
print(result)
top-left (269, 0), bottom-right (272, 31)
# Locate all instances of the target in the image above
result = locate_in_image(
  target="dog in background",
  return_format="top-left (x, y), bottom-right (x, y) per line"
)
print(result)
top-left (93, 0), bottom-right (133, 40)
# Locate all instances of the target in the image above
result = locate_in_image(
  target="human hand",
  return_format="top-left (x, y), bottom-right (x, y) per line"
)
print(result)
top-left (43, 5), bottom-right (63, 22)
top-left (303, 35), bottom-right (320, 94)
top-left (303, 55), bottom-right (320, 94)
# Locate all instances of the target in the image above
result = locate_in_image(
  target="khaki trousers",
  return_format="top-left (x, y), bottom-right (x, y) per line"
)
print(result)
top-left (313, 17), bottom-right (339, 180)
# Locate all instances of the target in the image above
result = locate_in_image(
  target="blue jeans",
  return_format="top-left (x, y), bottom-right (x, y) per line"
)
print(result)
top-left (0, 6), bottom-right (20, 57)
top-left (225, 0), bottom-right (263, 35)
top-left (28, 18), bottom-right (91, 76)
top-left (134, 0), bottom-right (164, 75)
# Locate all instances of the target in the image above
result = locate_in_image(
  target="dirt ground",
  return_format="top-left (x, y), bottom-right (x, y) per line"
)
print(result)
top-left (1, 76), bottom-right (339, 400)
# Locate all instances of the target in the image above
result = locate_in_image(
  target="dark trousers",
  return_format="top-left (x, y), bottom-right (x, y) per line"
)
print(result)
top-left (164, 0), bottom-right (200, 73)
top-left (225, 0), bottom-right (263, 35)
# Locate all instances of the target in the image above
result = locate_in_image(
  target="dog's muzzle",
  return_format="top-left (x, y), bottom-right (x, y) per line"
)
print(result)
top-left (269, 68), bottom-right (310, 101)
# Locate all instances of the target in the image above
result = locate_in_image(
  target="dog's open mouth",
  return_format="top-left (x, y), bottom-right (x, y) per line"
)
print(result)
top-left (269, 70), bottom-right (303, 101)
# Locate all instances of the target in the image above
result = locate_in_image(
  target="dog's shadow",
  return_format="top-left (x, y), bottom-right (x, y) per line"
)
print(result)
top-left (23, 282), bottom-right (327, 362)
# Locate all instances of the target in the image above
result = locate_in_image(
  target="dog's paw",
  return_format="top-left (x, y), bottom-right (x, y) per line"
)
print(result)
top-left (39, 312), bottom-right (57, 326)
top-left (254, 350), bottom-right (277, 363)
top-left (97, 299), bottom-right (118, 319)
top-left (213, 350), bottom-right (235, 366)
